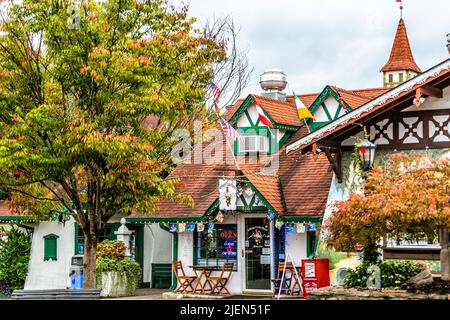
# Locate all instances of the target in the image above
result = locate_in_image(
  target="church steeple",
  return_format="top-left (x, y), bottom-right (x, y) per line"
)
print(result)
top-left (380, 18), bottom-right (421, 87)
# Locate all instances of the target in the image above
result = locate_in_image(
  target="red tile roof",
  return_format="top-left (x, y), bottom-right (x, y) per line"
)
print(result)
top-left (380, 19), bottom-right (421, 74)
top-left (0, 201), bottom-right (13, 216)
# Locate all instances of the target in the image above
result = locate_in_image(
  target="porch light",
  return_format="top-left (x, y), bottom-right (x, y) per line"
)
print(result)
top-left (357, 138), bottom-right (377, 172)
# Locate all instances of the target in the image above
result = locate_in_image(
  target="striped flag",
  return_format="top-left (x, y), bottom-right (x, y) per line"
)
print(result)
top-left (255, 104), bottom-right (274, 129)
top-left (210, 81), bottom-right (221, 115)
top-left (293, 92), bottom-right (315, 121)
top-left (335, 88), bottom-right (349, 114)
top-left (219, 116), bottom-right (244, 141)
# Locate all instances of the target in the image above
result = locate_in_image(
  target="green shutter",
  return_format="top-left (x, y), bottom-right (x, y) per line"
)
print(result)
top-left (44, 234), bottom-right (59, 261)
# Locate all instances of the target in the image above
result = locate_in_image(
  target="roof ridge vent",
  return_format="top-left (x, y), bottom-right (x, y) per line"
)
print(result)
top-left (260, 69), bottom-right (287, 101)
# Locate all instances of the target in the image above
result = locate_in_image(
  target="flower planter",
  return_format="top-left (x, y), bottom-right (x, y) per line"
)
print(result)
top-left (97, 271), bottom-right (137, 298)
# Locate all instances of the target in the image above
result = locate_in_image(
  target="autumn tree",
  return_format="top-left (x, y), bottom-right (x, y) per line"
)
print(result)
top-left (0, 0), bottom-right (227, 287)
top-left (324, 153), bottom-right (450, 279)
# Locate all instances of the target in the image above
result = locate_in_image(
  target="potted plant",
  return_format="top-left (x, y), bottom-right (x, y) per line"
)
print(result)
top-left (96, 240), bottom-right (141, 298)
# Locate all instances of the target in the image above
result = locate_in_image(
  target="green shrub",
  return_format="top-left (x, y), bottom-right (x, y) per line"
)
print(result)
top-left (0, 225), bottom-right (32, 290)
top-left (96, 240), bottom-right (141, 294)
top-left (344, 260), bottom-right (423, 288)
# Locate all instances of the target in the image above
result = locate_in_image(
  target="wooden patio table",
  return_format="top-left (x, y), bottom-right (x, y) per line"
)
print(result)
top-left (190, 265), bottom-right (218, 294)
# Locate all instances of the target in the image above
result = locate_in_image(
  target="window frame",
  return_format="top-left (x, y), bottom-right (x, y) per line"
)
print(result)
top-left (44, 234), bottom-right (59, 261)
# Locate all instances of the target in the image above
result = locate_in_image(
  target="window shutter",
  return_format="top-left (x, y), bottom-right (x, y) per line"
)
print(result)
top-left (44, 234), bottom-right (59, 261)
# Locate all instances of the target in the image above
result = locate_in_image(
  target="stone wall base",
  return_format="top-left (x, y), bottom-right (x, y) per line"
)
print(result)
top-left (308, 286), bottom-right (449, 300)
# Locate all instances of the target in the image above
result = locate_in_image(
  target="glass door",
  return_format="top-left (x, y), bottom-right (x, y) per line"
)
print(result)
top-left (244, 217), bottom-right (271, 290)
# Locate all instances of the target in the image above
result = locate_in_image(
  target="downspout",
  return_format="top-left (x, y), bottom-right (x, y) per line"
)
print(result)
top-left (159, 222), bottom-right (178, 290)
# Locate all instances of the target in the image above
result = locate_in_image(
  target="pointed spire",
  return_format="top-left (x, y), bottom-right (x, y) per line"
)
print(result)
top-left (380, 19), bottom-right (421, 74)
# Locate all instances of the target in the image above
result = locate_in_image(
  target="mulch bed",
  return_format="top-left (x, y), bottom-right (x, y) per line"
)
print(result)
top-left (407, 278), bottom-right (450, 295)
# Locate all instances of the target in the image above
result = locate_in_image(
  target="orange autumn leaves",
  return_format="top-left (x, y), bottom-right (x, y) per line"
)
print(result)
top-left (325, 153), bottom-right (450, 252)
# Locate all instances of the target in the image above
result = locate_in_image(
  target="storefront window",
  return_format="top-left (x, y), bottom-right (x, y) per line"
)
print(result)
top-left (196, 224), bottom-right (238, 269)
top-left (75, 225), bottom-right (117, 255)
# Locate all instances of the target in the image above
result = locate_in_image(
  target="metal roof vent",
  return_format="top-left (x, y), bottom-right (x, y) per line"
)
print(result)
top-left (260, 69), bottom-right (287, 101)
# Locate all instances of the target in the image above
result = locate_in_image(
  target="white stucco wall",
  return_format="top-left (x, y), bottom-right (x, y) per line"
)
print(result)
top-left (24, 220), bottom-right (75, 290)
top-left (143, 224), bottom-right (172, 284)
top-left (285, 231), bottom-right (308, 267)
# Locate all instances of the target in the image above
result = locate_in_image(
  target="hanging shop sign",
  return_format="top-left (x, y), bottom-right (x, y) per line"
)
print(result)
top-left (219, 179), bottom-right (237, 211)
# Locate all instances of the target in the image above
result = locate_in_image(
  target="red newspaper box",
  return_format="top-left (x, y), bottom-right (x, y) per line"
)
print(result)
top-left (301, 258), bottom-right (330, 299)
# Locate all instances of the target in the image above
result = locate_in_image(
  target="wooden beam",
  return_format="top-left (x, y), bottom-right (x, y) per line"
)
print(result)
top-left (323, 148), bottom-right (342, 183)
top-left (420, 85), bottom-right (443, 98)
top-left (317, 140), bottom-right (341, 151)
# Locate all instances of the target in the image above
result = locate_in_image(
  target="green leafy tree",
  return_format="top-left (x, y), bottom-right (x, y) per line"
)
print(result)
top-left (0, 0), bottom-right (225, 287)
top-left (324, 153), bottom-right (450, 278)
top-left (0, 225), bottom-right (32, 290)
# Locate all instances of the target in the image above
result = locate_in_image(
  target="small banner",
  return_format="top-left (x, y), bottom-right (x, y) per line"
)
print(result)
top-left (168, 223), bottom-right (177, 233)
top-left (178, 223), bottom-right (186, 233)
top-left (296, 223), bottom-right (306, 233)
top-left (307, 223), bottom-right (317, 232)
top-left (197, 222), bottom-right (205, 232)
top-left (216, 212), bottom-right (224, 223)
top-left (284, 224), bottom-right (295, 233)
top-left (186, 223), bottom-right (196, 232)
top-left (267, 210), bottom-right (276, 222)
top-left (219, 179), bottom-right (237, 211)
top-left (275, 220), bottom-right (284, 230)
top-left (207, 221), bottom-right (215, 232)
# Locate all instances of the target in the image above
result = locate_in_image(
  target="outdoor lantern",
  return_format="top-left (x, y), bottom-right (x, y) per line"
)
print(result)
top-left (447, 33), bottom-right (450, 54)
top-left (357, 138), bottom-right (377, 172)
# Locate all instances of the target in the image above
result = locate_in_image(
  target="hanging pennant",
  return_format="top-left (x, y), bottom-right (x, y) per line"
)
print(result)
top-left (186, 223), bottom-right (196, 232)
top-left (178, 223), bottom-right (186, 233)
top-left (275, 220), bottom-right (284, 230)
top-left (216, 212), bottom-right (224, 223)
top-left (168, 223), bottom-right (177, 233)
top-left (267, 210), bottom-right (276, 222)
top-left (243, 184), bottom-right (254, 197)
top-left (285, 224), bottom-right (295, 233)
top-left (207, 221), bottom-right (215, 232)
top-left (219, 179), bottom-right (237, 211)
top-left (197, 222), bottom-right (205, 232)
top-left (254, 195), bottom-right (261, 206)
top-left (296, 223), bottom-right (306, 234)
top-left (307, 223), bottom-right (317, 232)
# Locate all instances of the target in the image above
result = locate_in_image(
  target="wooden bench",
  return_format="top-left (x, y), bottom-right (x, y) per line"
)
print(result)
top-left (11, 289), bottom-right (102, 300)
top-left (151, 263), bottom-right (172, 289)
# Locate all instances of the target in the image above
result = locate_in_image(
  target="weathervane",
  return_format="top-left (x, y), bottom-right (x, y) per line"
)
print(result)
top-left (396, 0), bottom-right (403, 20)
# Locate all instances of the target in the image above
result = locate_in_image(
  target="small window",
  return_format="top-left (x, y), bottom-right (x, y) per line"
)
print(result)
top-left (388, 74), bottom-right (393, 83)
top-left (44, 234), bottom-right (59, 261)
top-left (399, 73), bottom-right (404, 82)
top-left (238, 136), bottom-right (268, 153)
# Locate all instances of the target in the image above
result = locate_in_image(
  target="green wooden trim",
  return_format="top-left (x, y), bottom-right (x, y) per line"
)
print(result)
top-left (244, 110), bottom-right (255, 127)
top-left (229, 95), bottom-right (255, 126)
top-left (306, 231), bottom-right (316, 259)
top-left (321, 103), bottom-right (333, 121)
top-left (0, 215), bottom-right (34, 223)
top-left (274, 124), bottom-right (299, 131)
top-left (255, 118), bottom-right (261, 126)
top-left (74, 222), bottom-right (79, 255)
top-left (236, 206), bottom-right (267, 212)
top-left (280, 216), bottom-right (322, 223)
top-left (241, 177), bottom-right (278, 215)
top-left (240, 194), bottom-right (249, 207)
top-left (169, 232), bottom-right (178, 291)
top-left (278, 132), bottom-right (292, 149)
top-left (334, 103), bottom-right (343, 120)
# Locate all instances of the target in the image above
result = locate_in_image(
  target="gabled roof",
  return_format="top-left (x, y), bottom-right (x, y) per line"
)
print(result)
top-left (287, 58), bottom-right (450, 154)
top-left (380, 19), bottom-right (421, 74)
top-left (227, 94), bottom-right (300, 128)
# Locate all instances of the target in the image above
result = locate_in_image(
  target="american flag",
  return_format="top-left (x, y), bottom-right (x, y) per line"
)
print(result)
top-left (210, 81), bottom-right (221, 114)
top-left (219, 116), bottom-right (244, 141)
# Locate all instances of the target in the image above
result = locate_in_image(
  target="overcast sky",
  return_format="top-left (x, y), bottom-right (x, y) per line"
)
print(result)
top-left (188, 0), bottom-right (450, 97)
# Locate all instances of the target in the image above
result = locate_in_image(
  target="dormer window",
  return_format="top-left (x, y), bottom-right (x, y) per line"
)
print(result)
top-left (238, 135), bottom-right (268, 153)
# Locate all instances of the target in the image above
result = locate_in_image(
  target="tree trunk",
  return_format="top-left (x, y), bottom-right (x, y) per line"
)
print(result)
top-left (439, 228), bottom-right (450, 281)
top-left (83, 236), bottom-right (98, 288)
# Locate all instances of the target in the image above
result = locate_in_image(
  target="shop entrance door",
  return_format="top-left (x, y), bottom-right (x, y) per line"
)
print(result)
top-left (244, 217), bottom-right (271, 290)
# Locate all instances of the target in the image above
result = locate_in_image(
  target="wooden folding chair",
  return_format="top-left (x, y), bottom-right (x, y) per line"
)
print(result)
top-left (291, 266), bottom-right (303, 296)
top-left (172, 261), bottom-right (197, 293)
top-left (271, 261), bottom-right (293, 297)
top-left (207, 262), bottom-right (234, 295)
